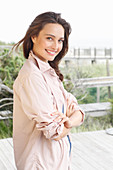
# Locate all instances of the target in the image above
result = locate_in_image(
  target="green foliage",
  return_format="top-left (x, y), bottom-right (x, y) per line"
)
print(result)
top-left (0, 41), bottom-right (6, 45)
top-left (0, 48), bottom-right (24, 138)
top-left (60, 61), bottom-right (113, 103)
top-left (0, 41), bottom-right (15, 45)
top-left (61, 62), bottom-right (92, 103)
top-left (71, 113), bottom-right (113, 133)
top-left (0, 48), bottom-right (25, 112)
top-left (0, 119), bottom-right (13, 139)
top-left (0, 48), bottom-right (25, 89)
top-left (110, 98), bottom-right (113, 113)
top-left (78, 88), bottom-right (97, 104)
top-left (108, 98), bottom-right (113, 125)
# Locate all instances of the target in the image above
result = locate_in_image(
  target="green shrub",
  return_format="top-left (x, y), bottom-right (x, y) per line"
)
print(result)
top-left (0, 48), bottom-right (25, 112)
top-left (0, 119), bottom-right (13, 139)
top-left (71, 114), bottom-right (113, 133)
top-left (0, 48), bottom-right (25, 89)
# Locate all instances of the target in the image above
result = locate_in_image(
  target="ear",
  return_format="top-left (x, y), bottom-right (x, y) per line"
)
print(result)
top-left (31, 36), bottom-right (37, 43)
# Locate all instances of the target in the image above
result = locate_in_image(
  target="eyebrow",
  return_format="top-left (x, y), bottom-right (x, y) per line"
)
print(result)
top-left (45, 34), bottom-right (64, 39)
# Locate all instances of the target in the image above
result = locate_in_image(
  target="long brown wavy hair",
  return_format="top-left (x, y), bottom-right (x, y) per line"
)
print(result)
top-left (13, 12), bottom-right (71, 81)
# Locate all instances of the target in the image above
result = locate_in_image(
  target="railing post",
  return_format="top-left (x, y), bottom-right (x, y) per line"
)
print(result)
top-left (106, 59), bottom-right (111, 98)
top-left (97, 87), bottom-right (100, 103)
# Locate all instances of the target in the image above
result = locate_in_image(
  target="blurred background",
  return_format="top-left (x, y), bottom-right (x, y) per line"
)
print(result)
top-left (0, 0), bottom-right (113, 138)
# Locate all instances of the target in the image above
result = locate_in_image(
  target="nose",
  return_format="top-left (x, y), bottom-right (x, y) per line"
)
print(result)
top-left (52, 40), bottom-right (59, 50)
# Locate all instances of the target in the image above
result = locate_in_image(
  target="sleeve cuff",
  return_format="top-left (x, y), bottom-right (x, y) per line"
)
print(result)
top-left (36, 121), bottom-right (64, 139)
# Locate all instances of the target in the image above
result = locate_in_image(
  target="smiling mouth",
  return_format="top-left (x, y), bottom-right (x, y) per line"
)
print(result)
top-left (45, 49), bottom-right (57, 55)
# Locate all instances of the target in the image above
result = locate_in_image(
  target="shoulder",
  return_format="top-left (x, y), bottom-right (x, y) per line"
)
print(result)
top-left (13, 59), bottom-right (43, 89)
top-left (20, 59), bottom-right (40, 75)
top-left (19, 59), bottom-right (42, 78)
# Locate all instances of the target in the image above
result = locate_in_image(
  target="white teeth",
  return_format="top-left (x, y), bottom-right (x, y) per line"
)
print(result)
top-left (46, 50), bottom-right (56, 54)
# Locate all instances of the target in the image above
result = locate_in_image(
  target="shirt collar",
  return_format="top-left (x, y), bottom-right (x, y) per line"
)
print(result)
top-left (28, 50), bottom-right (52, 73)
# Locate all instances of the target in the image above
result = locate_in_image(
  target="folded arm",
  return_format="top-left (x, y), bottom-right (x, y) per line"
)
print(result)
top-left (52, 88), bottom-right (85, 141)
top-left (18, 73), bottom-right (64, 139)
top-left (53, 110), bottom-right (83, 141)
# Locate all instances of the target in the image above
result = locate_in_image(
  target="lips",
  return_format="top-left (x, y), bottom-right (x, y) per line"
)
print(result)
top-left (45, 49), bottom-right (57, 55)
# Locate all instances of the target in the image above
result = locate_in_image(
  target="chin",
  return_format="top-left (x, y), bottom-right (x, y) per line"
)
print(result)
top-left (48, 57), bottom-right (56, 61)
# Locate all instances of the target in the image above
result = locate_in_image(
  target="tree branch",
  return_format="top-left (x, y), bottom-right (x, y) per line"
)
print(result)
top-left (0, 98), bottom-right (13, 103)
top-left (0, 102), bottom-right (13, 109)
top-left (0, 84), bottom-right (13, 94)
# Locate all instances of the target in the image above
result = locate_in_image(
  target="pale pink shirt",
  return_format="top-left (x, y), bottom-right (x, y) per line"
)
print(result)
top-left (13, 51), bottom-right (84, 170)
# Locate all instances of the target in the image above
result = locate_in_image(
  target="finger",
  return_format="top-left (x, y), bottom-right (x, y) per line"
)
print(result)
top-left (51, 110), bottom-right (64, 116)
top-left (72, 104), bottom-right (75, 110)
top-left (67, 101), bottom-right (73, 109)
top-left (54, 114), bottom-right (65, 122)
top-left (67, 98), bottom-right (69, 105)
top-left (59, 117), bottom-right (69, 125)
top-left (53, 116), bottom-right (61, 122)
top-left (50, 111), bottom-right (59, 116)
top-left (66, 99), bottom-right (70, 108)
top-left (69, 102), bottom-right (75, 111)
top-left (69, 104), bottom-right (73, 112)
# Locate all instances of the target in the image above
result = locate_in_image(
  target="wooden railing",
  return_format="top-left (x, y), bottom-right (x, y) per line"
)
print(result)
top-left (75, 76), bottom-right (113, 87)
top-left (65, 47), bottom-right (113, 59)
top-left (74, 76), bottom-right (113, 102)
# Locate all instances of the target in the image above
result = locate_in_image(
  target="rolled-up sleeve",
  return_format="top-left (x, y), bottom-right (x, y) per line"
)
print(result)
top-left (18, 72), bottom-right (64, 139)
top-left (64, 89), bottom-right (85, 125)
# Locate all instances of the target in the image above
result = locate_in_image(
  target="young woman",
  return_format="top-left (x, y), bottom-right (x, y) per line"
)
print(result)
top-left (13, 11), bottom-right (84, 170)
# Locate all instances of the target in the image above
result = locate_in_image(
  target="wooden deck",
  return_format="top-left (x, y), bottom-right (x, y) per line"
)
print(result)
top-left (0, 138), bottom-right (16, 170)
top-left (71, 130), bottom-right (113, 170)
top-left (0, 130), bottom-right (113, 170)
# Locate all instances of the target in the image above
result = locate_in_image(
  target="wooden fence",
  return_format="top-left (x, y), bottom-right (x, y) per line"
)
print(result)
top-left (65, 47), bottom-right (113, 60)
top-left (74, 76), bottom-right (113, 102)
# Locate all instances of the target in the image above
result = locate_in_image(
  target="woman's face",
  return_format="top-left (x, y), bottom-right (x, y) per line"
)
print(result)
top-left (31, 23), bottom-right (64, 62)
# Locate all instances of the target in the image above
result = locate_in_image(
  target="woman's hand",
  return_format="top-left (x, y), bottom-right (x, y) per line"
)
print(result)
top-left (51, 110), bottom-right (71, 141)
top-left (66, 99), bottom-right (75, 118)
top-left (54, 126), bottom-right (70, 141)
top-left (51, 110), bottom-right (72, 129)
top-left (66, 99), bottom-right (84, 128)
top-left (51, 110), bottom-right (69, 125)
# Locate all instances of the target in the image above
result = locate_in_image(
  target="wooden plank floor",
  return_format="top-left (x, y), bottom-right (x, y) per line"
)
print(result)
top-left (0, 130), bottom-right (113, 170)
top-left (0, 138), bottom-right (16, 170)
top-left (71, 130), bottom-right (113, 170)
